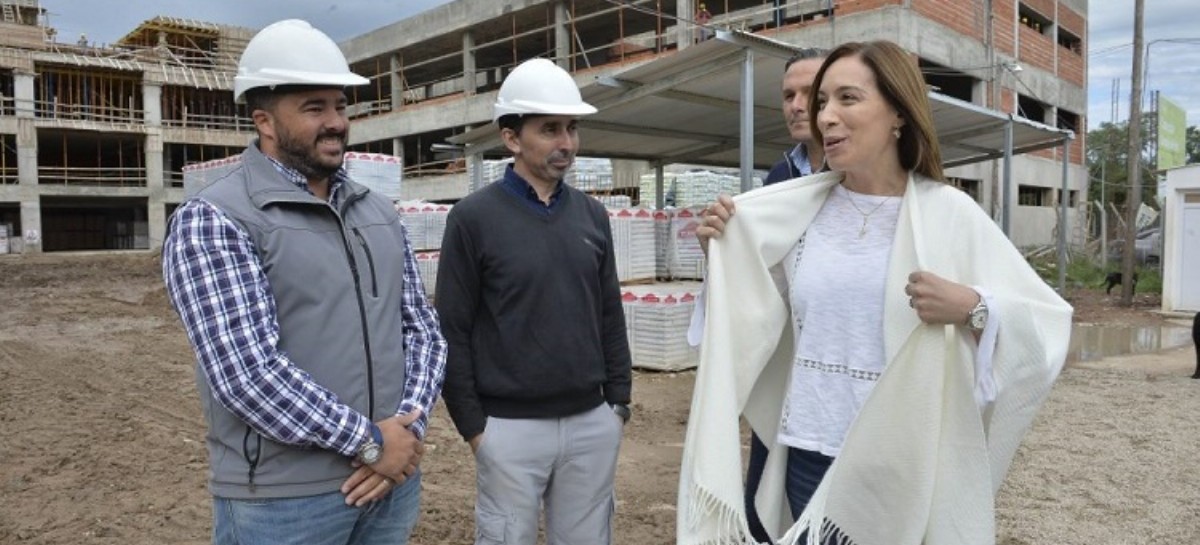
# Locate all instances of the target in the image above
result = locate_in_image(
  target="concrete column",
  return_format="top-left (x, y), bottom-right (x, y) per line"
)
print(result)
top-left (19, 199), bottom-right (40, 253)
top-left (16, 114), bottom-right (39, 252)
top-left (13, 71), bottom-right (33, 118)
top-left (145, 129), bottom-right (166, 249)
top-left (554, 1), bottom-right (570, 69)
top-left (677, 0), bottom-right (695, 51)
top-left (469, 153), bottom-right (484, 193)
top-left (392, 137), bottom-right (405, 197)
top-left (16, 118), bottom-right (35, 188)
top-left (462, 31), bottom-right (477, 96)
top-left (143, 56), bottom-right (166, 247)
top-left (142, 82), bottom-right (162, 127)
top-left (390, 54), bottom-right (403, 111)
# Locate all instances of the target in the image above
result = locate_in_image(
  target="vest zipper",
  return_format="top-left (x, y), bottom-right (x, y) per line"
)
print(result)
top-left (331, 203), bottom-right (376, 421)
top-left (352, 228), bottom-right (378, 298)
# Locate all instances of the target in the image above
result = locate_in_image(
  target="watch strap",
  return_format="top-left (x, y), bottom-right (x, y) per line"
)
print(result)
top-left (967, 297), bottom-right (988, 331)
top-left (611, 403), bottom-right (631, 424)
top-left (368, 422), bottom-right (383, 448)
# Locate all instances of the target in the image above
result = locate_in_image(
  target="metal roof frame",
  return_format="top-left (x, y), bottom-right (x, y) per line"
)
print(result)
top-left (451, 30), bottom-right (1077, 288)
top-left (452, 28), bottom-right (1073, 178)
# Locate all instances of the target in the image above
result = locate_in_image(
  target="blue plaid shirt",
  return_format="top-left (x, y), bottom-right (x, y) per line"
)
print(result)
top-left (162, 156), bottom-right (447, 457)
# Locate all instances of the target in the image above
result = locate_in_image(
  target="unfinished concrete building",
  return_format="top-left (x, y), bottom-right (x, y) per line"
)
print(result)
top-left (339, 0), bottom-right (1088, 248)
top-left (0, 1), bottom-right (253, 253)
top-left (0, 0), bottom-right (1087, 253)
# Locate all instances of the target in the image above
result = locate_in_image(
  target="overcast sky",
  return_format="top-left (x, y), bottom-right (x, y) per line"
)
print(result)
top-left (40, 1), bottom-right (1200, 132)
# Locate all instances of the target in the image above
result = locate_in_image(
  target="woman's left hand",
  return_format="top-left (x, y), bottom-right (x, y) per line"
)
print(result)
top-left (905, 270), bottom-right (979, 325)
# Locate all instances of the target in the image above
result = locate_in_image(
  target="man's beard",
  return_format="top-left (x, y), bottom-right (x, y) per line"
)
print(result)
top-left (277, 125), bottom-right (346, 181)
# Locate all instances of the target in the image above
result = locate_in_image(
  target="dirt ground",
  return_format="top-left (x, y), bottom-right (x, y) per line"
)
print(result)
top-left (1, 252), bottom-right (1197, 544)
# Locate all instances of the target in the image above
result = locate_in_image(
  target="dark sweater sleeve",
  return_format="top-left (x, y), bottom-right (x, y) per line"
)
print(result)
top-left (434, 211), bottom-right (487, 441)
top-left (596, 207), bottom-right (633, 405)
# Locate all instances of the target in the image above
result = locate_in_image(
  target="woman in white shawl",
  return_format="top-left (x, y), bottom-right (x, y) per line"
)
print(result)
top-left (678, 41), bottom-right (1072, 545)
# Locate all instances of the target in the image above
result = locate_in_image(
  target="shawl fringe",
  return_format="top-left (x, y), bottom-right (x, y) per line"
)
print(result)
top-left (683, 482), bottom-right (760, 545)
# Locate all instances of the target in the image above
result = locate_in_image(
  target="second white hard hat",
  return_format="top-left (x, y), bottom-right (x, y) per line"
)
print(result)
top-left (233, 19), bottom-right (368, 104)
top-left (493, 58), bottom-right (597, 123)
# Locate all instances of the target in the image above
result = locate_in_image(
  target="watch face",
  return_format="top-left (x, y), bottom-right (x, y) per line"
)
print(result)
top-left (360, 443), bottom-right (382, 465)
top-left (970, 309), bottom-right (987, 330)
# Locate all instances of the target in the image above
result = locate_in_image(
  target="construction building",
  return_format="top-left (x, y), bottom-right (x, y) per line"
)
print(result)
top-left (0, 0), bottom-right (1087, 253)
top-left (340, 0), bottom-right (1087, 248)
top-left (0, 0), bottom-right (254, 253)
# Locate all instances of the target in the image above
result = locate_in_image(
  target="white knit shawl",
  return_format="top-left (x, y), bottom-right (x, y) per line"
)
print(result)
top-left (676, 171), bottom-right (1073, 545)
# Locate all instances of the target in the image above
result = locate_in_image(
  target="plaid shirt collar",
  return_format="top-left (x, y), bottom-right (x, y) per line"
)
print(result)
top-left (263, 150), bottom-right (351, 207)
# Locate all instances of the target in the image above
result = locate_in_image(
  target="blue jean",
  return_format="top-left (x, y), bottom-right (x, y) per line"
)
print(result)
top-left (743, 433), bottom-right (771, 542)
top-left (212, 471), bottom-right (421, 545)
top-left (744, 436), bottom-right (835, 541)
top-left (784, 447), bottom-right (833, 520)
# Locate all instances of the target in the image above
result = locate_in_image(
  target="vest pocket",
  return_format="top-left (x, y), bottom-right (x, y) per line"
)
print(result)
top-left (241, 427), bottom-right (263, 493)
top-left (351, 228), bottom-right (378, 298)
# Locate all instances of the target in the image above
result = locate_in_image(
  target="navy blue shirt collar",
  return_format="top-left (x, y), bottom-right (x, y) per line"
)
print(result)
top-left (787, 143), bottom-right (814, 177)
top-left (500, 164), bottom-right (565, 215)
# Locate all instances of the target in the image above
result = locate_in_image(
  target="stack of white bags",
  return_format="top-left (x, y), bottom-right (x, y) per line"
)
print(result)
top-left (608, 208), bottom-right (656, 283)
top-left (343, 152), bottom-right (403, 201)
top-left (592, 194), bottom-right (632, 208)
top-left (671, 169), bottom-right (763, 208)
top-left (652, 207), bottom-right (706, 280)
top-left (468, 158), bottom-right (513, 184)
top-left (414, 251), bottom-right (439, 298)
top-left (568, 157), bottom-right (614, 191)
top-left (638, 168), bottom-right (765, 209)
top-left (396, 201), bottom-right (452, 251)
top-left (621, 283), bottom-right (702, 371)
top-left (182, 154), bottom-right (243, 197)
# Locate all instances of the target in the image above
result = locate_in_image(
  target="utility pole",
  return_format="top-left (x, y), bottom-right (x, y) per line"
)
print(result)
top-left (985, 0), bottom-right (1002, 223)
top-left (1120, 0), bottom-right (1145, 306)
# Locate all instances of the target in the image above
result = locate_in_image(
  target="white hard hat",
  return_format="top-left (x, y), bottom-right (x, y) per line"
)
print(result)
top-left (233, 19), bottom-right (368, 104)
top-left (493, 58), bottom-right (597, 123)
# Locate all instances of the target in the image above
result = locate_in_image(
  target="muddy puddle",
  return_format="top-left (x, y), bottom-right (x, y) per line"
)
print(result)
top-left (1067, 323), bottom-right (1194, 363)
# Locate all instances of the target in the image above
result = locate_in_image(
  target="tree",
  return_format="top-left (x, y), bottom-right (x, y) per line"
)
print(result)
top-left (1087, 117), bottom-right (1156, 206)
top-left (1187, 125), bottom-right (1200, 164)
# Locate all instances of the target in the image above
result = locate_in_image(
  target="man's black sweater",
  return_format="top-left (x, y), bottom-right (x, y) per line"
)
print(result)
top-left (435, 180), bottom-right (632, 442)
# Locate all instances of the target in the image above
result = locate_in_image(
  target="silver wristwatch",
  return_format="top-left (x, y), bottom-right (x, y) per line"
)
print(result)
top-left (356, 424), bottom-right (384, 465)
top-left (966, 297), bottom-right (989, 332)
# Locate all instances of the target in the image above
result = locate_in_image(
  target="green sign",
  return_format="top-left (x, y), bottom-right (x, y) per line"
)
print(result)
top-left (1157, 94), bottom-right (1187, 170)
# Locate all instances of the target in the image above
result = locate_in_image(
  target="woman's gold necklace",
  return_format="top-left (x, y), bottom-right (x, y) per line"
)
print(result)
top-left (843, 187), bottom-right (892, 238)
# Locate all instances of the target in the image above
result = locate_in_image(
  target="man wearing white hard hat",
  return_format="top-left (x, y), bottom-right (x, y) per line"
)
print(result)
top-left (436, 58), bottom-right (632, 545)
top-left (161, 19), bottom-right (446, 545)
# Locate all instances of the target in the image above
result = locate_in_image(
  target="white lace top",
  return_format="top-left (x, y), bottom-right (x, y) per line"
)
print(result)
top-left (776, 184), bottom-right (902, 456)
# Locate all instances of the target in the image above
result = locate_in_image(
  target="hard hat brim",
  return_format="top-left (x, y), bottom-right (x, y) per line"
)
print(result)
top-left (234, 69), bottom-right (369, 103)
top-left (492, 99), bottom-right (598, 123)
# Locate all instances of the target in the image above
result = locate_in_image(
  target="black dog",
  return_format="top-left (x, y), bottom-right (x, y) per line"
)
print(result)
top-left (1192, 312), bottom-right (1199, 379)
top-left (1103, 271), bottom-right (1138, 295)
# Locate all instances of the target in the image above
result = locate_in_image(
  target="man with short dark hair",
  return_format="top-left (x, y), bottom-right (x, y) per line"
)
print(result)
top-left (765, 48), bottom-right (829, 184)
top-left (436, 58), bottom-right (632, 545)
